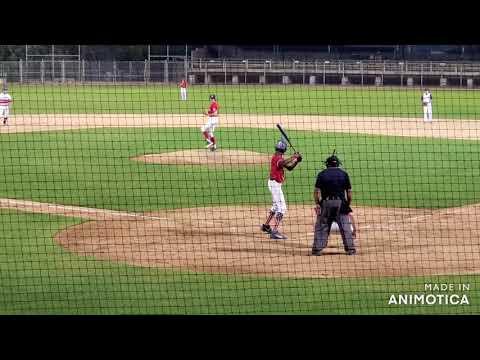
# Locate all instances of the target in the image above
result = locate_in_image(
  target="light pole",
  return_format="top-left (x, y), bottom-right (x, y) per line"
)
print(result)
top-left (52, 44), bottom-right (55, 81)
top-left (242, 60), bottom-right (247, 84)
top-left (209, 60), bottom-right (215, 85)
top-left (440, 62), bottom-right (446, 86)
top-left (293, 60), bottom-right (299, 84)
top-left (302, 61), bottom-right (306, 84)
top-left (399, 62), bottom-right (404, 86)
top-left (357, 61), bottom-right (363, 85)
top-left (323, 61), bottom-right (330, 85)
top-left (264, 60), bottom-right (271, 84)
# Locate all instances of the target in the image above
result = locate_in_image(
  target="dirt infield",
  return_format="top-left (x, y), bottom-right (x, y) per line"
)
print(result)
top-left (3, 114), bottom-right (480, 140)
top-left (2, 113), bottom-right (480, 278)
top-left (52, 203), bottom-right (480, 278)
top-left (2, 198), bottom-right (480, 278)
top-left (131, 149), bottom-right (271, 167)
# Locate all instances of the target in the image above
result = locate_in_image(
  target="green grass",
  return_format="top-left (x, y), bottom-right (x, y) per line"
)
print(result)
top-left (8, 83), bottom-right (480, 119)
top-left (1, 209), bottom-right (478, 315)
top-left (0, 127), bottom-right (479, 211)
top-left (2, 86), bottom-right (480, 314)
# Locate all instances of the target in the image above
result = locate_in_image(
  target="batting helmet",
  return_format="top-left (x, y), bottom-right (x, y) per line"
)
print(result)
top-left (275, 141), bottom-right (287, 153)
top-left (209, 94), bottom-right (216, 100)
top-left (325, 154), bottom-right (342, 167)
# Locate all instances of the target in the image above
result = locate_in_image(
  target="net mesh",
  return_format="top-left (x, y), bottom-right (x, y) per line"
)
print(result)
top-left (0, 52), bottom-right (478, 314)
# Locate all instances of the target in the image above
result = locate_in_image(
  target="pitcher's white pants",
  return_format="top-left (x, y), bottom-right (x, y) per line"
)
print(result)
top-left (423, 103), bottom-right (432, 122)
top-left (201, 117), bottom-right (218, 135)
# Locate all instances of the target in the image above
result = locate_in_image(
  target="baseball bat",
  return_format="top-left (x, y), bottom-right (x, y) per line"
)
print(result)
top-left (276, 124), bottom-right (297, 152)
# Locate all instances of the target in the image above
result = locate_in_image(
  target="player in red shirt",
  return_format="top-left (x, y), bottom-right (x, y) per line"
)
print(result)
top-left (201, 94), bottom-right (219, 151)
top-left (261, 140), bottom-right (302, 239)
top-left (179, 79), bottom-right (188, 100)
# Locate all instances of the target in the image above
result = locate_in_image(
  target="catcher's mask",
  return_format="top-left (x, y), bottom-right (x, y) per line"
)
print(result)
top-left (275, 141), bottom-right (287, 153)
top-left (209, 94), bottom-right (216, 100)
top-left (325, 154), bottom-right (341, 167)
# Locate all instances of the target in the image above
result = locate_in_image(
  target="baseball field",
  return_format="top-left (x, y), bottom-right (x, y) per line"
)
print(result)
top-left (1, 83), bottom-right (480, 314)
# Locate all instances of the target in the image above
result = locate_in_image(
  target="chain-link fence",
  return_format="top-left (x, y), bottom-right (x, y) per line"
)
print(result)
top-left (2, 59), bottom-right (480, 87)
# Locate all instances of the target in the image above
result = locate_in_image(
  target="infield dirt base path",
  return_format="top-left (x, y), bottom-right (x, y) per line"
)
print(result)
top-left (2, 198), bottom-right (480, 278)
top-left (2, 114), bottom-right (480, 278)
top-left (2, 114), bottom-right (480, 140)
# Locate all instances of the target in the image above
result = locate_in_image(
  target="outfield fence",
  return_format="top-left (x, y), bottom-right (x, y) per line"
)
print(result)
top-left (1, 74), bottom-right (480, 315)
top-left (2, 59), bottom-right (480, 87)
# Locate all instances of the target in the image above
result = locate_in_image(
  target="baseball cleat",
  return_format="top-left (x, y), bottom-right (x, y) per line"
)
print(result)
top-left (311, 249), bottom-right (323, 256)
top-left (270, 230), bottom-right (288, 240)
top-left (210, 144), bottom-right (217, 152)
top-left (346, 249), bottom-right (356, 255)
top-left (261, 224), bottom-right (272, 234)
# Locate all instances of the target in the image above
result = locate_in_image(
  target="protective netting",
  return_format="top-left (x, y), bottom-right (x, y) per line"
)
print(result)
top-left (0, 52), bottom-right (479, 314)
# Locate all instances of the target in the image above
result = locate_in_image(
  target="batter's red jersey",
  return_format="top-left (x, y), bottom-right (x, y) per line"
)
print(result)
top-left (208, 100), bottom-right (219, 116)
top-left (269, 153), bottom-right (285, 183)
top-left (180, 80), bottom-right (188, 88)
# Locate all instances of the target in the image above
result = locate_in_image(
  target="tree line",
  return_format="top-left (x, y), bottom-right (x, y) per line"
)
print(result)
top-left (0, 45), bottom-right (193, 61)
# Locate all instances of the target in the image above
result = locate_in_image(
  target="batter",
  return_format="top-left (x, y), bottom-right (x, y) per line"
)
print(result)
top-left (261, 140), bottom-right (302, 240)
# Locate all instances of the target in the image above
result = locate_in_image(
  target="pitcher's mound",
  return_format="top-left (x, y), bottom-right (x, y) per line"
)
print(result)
top-left (132, 149), bottom-right (271, 167)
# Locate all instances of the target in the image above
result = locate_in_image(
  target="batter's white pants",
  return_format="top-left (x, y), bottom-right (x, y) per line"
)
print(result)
top-left (0, 106), bottom-right (9, 118)
top-left (423, 103), bottom-right (432, 122)
top-left (180, 88), bottom-right (187, 100)
top-left (201, 117), bottom-right (218, 135)
top-left (268, 179), bottom-right (287, 215)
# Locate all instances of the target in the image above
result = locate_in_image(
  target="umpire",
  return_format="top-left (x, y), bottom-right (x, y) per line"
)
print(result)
top-left (311, 152), bottom-right (356, 256)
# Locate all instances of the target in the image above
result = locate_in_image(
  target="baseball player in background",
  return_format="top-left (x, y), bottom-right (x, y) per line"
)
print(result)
top-left (422, 88), bottom-right (433, 122)
top-left (201, 94), bottom-right (219, 151)
top-left (179, 79), bottom-right (188, 100)
top-left (0, 88), bottom-right (12, 125)
top-left (261, 140), bottom-right (302, 240)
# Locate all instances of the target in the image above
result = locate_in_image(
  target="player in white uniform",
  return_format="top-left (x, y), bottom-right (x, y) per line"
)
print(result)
top-left (421, 89), bottom-right (433, 122)
top-left (0, 89), bottom-right (12, 125)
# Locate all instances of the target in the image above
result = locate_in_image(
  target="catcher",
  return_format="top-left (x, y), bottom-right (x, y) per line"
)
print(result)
top-left (261, 140), bottom-right (302, 240)
top-left (330, 205), bottom-right (357, 239)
